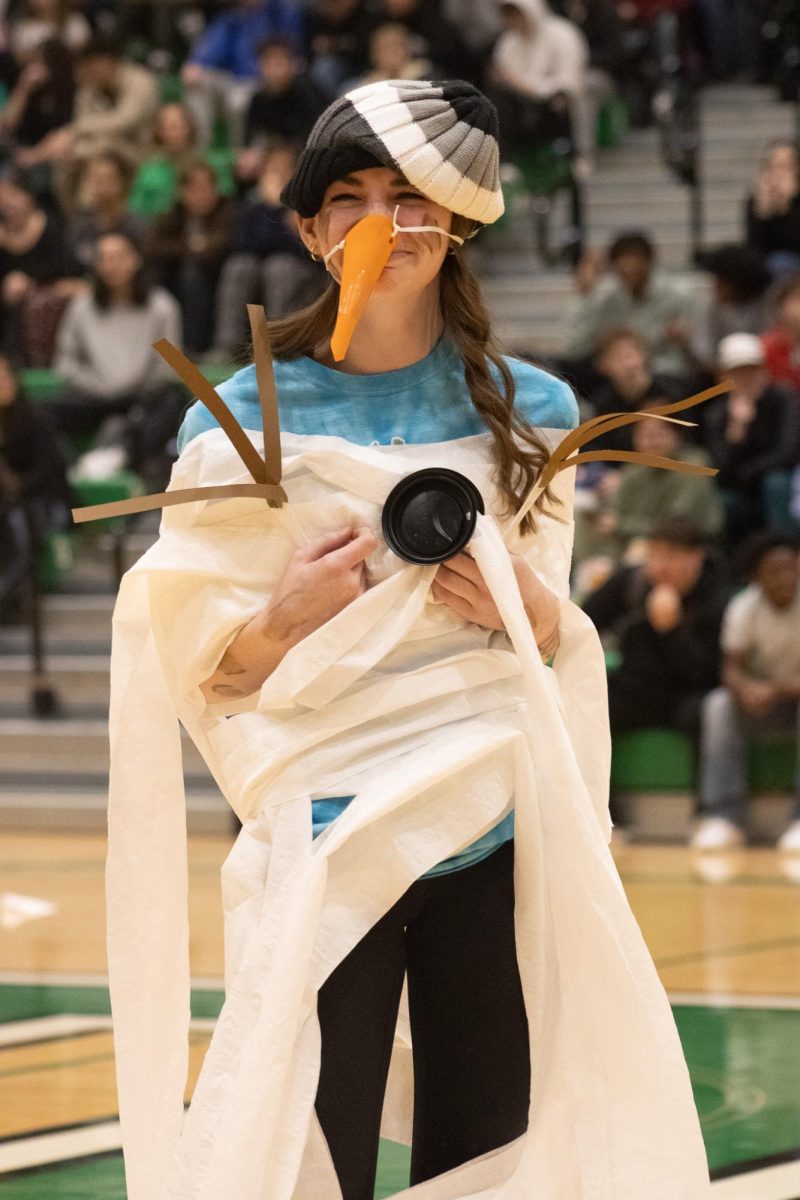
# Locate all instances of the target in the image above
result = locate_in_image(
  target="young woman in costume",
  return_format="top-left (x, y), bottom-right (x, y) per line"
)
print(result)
top-left (106, 79), bottom-right (709, 1200)
top-left (178, 79), bottom-right (571, 1199)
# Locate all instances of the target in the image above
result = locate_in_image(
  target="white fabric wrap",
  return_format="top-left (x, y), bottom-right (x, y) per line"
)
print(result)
top-left (107, 428), bottom-right (710, 1200)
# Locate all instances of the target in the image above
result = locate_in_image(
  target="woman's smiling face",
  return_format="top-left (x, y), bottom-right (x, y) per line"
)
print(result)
top-left (298, 166), bottom-right (453, 299)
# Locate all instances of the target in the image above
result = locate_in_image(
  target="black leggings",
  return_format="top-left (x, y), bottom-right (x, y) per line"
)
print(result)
top-left (315, 840), bottom-right (530, 1200)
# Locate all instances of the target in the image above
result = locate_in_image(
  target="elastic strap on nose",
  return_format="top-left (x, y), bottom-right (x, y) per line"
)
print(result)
top-left (322, 206), bottom-right (465, 267)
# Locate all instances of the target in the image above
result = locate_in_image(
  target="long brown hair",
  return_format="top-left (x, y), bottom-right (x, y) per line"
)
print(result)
top-left (267, 217), bottom-right (553, 532)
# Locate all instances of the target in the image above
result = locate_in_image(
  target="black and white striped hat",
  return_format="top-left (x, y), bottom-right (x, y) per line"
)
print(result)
top-left (281, 79), bottom-right (504, 225)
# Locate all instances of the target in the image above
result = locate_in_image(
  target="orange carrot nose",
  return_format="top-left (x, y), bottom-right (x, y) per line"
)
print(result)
top-left (330, 213), bottom-right (395, 362)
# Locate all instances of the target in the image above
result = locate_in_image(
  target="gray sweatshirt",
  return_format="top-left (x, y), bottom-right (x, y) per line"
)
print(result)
top-left (55, 288), bottom-right (182, 399)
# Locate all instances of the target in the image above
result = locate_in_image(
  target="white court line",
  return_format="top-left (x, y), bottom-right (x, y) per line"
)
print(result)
top-left (669, 993), bottom-right (800, 1011)
top-left (711, 1160), bottom-right (800, 1199)
top-left (0, 969), bottom-right (224, 989)
top-left (0, 1015), bottom-right (216, 1050)
top-left (0, 1121), bottom-right (122, 1173)
top-left (0, 1014), bottom-right (111, 1047)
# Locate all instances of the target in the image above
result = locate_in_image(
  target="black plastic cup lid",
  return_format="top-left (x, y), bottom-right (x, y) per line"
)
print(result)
top-left (381, 468), bottom-right (485, 564)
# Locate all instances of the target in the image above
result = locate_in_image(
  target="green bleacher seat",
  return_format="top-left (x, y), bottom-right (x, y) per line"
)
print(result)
top-left (71, 470), bottom-right (144, 532)
top-left (611, 729), bottom-right (694, 792)
top-left (596, 95), bottom-right (628, 149)
top-left (159, 73), bottom-right (183, 103)
top-left (36, 531), bottom-right (74, 592)
top-left (22, 368), bottom-right (65, 402)
top-left (610, 728), bottom-right (796, 794)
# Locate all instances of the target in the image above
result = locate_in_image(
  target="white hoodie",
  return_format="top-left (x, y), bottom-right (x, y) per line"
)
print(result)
top-left (492, 0), bottom-right (588, 98)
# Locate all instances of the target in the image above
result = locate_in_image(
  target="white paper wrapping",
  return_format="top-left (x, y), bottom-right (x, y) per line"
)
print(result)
top-left (107, 427), bottom-right (710, 1200)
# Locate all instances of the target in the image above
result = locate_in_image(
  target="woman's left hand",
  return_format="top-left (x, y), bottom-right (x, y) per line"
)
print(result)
top-left (431, 552), bottom-right (560, 656)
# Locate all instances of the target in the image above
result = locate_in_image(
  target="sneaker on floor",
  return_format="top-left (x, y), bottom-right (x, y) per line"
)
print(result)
top-left (690, 816), bottom-right (746, 851)
top-left (777, 819), bottom-right (800, 853)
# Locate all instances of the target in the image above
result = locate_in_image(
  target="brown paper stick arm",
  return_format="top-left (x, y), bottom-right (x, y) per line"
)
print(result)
top-left (557, 450), bottom-right (718, 476)
top-left (247, 305), bottom-right (283, 488)
top-left (71, 482), bottom-right (286, 524)
top-left (153, 339), bottom-right (267, 484)
top-left (538, 380), bottom-right (731, 492)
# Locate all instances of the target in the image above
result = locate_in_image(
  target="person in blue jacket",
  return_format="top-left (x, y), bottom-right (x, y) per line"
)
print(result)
top-left (181, 0), bottom-right (306, 147)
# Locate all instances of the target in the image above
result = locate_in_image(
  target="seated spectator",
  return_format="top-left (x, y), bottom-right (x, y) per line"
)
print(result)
top-left (180, 0), bottom-right (306, 149)
top-left (568, 232), bottom-right (699, 376)
top-left (22, 36), bottom-right (159, 210)
top-left (145, 159), bottom-right (237, 356)
top-left (613, 401), bottom-right (723, 547)
top-left (582, 518), bottom-right (728, 747)
top-left (691, 244), bottom-right (772, 373)
top-left (745, 139), bottom-right (800, 279)
top-left (67, 151), bottom-right (143, 272)
top-left (210, 144), bottom-right (324, 356)
top-left (52, 231), bottom-right (184, 479)
top-left (572, 396), bottom-right (722, 596)
top-left (237, 36), bottom-right (329, 183)
top-left (442, 0), bottom-right (501, 58)
top-left (583, 326), bottom-right (686, 452)
top-left (372, 0), bottom-right (480, 83)
top-left (342, 22), bottom-right (431, 92)
top-left (703, 333), bottom-right (800, 544)
top-left (128, 103), bottom-right (236, 220)
top-left (309, 0), bottom-right (373, 96)
top-left (488, 0), bottom-right (590, 168)
top-left (692, 532), bottom-right (800, 851)
top-left (0, 353), bottom-right (72, 551)
top-left (1, 38), bottom-right (75, 202)
top-left (761, 274), bottom-right (800, 394)
top-left (551, 0), bottom-right (624, 162)
top-left (8, 0), bottom-right (90, 62)
top-left (0, 171), bottom-right (82, 365)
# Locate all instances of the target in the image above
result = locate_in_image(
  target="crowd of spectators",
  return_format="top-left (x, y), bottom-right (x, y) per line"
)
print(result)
top-left (563, 214), bottom-right (800, 851)
top-left (0, 0), bottom-right (797, 850)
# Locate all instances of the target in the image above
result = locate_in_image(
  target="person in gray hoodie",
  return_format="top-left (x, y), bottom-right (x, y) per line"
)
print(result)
top-left (488, 0), bottom-right (593, 168)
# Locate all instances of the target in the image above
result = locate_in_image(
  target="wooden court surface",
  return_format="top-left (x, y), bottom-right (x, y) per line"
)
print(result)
top-left (2, 831), bottom-right (800, 1198)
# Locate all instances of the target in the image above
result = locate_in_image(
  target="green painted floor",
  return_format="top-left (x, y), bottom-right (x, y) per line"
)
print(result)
top-left (3, 984), bottom-right (800, 1194)
top-left (0, 1144), bottom-right (411, 1199)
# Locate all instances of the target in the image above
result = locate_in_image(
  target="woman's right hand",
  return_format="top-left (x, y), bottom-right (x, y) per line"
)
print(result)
top-left (200, 525), bottom-right (377, 703)
top-left (263, 525), bottom-right (378, 646)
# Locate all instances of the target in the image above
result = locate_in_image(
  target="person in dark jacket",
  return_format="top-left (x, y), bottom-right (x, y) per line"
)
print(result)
top-left (0, 171), bottom-right (83, 365)
top-left (145, 159), bottom-right (237, 356)
top-left (745, 139), bottom-right (800, 278)
top-left (582, 518), bottom-right (729, 736)
top-left (236, 36), bottom-right (330, 185)
top-left (244, 36), bottom-right (330, 148)
top-left (703, 332), bottom-right (800, 544)
top-left (210, 144), bottom-right (324, 355)
top-left (373, 0), bottom-right (481, 83)
top-left (0, 353), bottom-right (72, 595)
top-left (309, 0), bottom-right (373, 95)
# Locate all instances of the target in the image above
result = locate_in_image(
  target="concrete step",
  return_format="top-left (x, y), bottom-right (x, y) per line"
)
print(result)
top-left (1, 784), bottom-right (232, 835)
top-left (0, 656), bottom-right (110, 708)
top-left (622, 792), bottom-right (796, 846)
top-left (0, 717), bottom-right (211, 778)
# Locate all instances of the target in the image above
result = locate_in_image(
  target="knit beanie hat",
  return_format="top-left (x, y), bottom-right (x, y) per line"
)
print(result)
top-left (281, 79), bottom-right (504, 225)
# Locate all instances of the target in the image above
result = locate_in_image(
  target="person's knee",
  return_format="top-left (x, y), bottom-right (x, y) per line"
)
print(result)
top-left (701, 686), bottom-right (738, 731)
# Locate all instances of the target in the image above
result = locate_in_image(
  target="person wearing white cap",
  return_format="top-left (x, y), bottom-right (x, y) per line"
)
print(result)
top-left (703, 332), bottom-right (800, 543)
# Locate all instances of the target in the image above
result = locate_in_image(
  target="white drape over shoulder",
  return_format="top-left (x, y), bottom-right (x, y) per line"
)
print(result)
top-left (107, 428), bottom-right (710, 1200)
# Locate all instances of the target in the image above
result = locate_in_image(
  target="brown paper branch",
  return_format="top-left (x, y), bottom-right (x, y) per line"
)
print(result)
top-left (503, 379), bottom-right (730, 541)
top-left (538, 379), bottom-right (730, 493)
top-left (71, 317), bottom-right (286, 524)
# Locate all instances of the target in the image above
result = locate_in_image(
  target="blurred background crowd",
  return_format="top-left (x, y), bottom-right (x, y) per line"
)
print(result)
top-left (0, 0), bottom-right (799, 850)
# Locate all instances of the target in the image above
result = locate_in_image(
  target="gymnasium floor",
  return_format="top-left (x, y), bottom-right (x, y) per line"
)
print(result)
top-left (1, 832), bottom-right (800, 1199)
